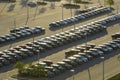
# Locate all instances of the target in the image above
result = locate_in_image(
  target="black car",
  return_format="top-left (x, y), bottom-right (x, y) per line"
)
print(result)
top-left (49, 22), bottom-right (60, 28)
top-left (51, 64), bottom-right (66, 72)
top-left (45, 66), bottom-right (57, 77)
top-left (1, 36), bottom-right (11, 41)
top-left (45, 66), bottom-right (60, 75)
top-left (73, 54), bottom-right (88, 63)
top-left (111, 33), bottom-right (120, 39)
top-left (38, 40), bottom-right (57, 48)
top-left (57, 62), bottom-right (72, 70)
top-left (7, 53), bottom-right (22, 61)
top-left (1, 54), bottom-right (16, 63)
top-left (63, 59), bottom-right (78, 67)
top-left (78, 53), bottom-right (93, 60)
top-left (20, 30), bottom-right (31, 37)
top-left (85, 51), bottom-right (99, 58)
top-left (9, 48), bottom-right (18, 53)
top-left (5, 34), bottom-right (17, 41)
top-left (25, 42), bottom-right (34, 47)
top-left (34, 42), bottom-right (53, 50)
top-left (16, 32), bottom-right (26, 37)
top-left (104, 42), bottom-right (118, 49)
top-left (0, 57), bottom-right (10, 65)
top-left (10, 33), bottom-right (21, 39)
top-left (35, 26), bottom-right (45, 32)
top-left (14, 51), bottom-right (28, 59)
top-left (13, 46), bottom-right (23, 51)
top-left (75, 46), bottom-right (86, 52)
top-left (0, 62), bottom-right (3, 67)
top-left (10, 26), bottom-right (29, 33)
top-left (89, 49), bottom-right (104, 56)
top-left (0, 37), bottom-right (6, 43)
top-left (42, 60), bottom-right (53, 66)
top-left (65, 49), bottom-right (80, 57)
top-left (19, 49), bottom-right (34, 56)
top-left (68, 56), bottom-right (83, 65)
top-left (95, 46), bottom-right (109, 54)
top-left (24, 46), bottom-right (40, 54)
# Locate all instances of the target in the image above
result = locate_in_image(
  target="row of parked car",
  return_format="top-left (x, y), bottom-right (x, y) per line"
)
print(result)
top-left (94, 13), bottom-right (120, 25)
top-left (76, 6), bottom-right (98, 14)
top-left (0, 13), bottom-right (120, 68)
top-left (42, 39), bottom-right (120, 77)
top-left (111, 32), bottom-right (120, 39)
top-left (49, 7), bottom-right (111, 28)
top-left (10, 26), bottom-right (29, 33)
top-left (0, 26), bottom-right (45, 44)
top-left (65, 43), bottom-right (96, 57)
top-left (0, 23), bottom-right (106, 67)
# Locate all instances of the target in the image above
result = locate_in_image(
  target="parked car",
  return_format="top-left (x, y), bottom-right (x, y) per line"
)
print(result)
top-left (10, 33), bottom-right (21, 39)
top-left (49, 7), bottom-right (111, 28)
top-left (0, 57), bottom-right (10, 65)
top-left (19, 49), bottom-right (34, 56)
top-left (89, 49), bottom-right (104, 56)
top-left (51, 64), bottom-right (66, 72)
top-left (63, 59), bottom-right (78, 67)
top-left (36, 61), bottom-right (47, 67)
top-left (27, 1), bottom-right (37, 7)
top-left (45, 66), bottom-right (60, 75)
top-left (104, 42), bottom-right (118, 49)
top-left (10, 26), bottom-right (29, 33)
top-left (99, 45), bottom-right (113, 53)
top-left (14, 51), bottom-right (28, 59)
top-left (78, 53), bottom-right (93, 60)
top-left (7, 52), bottom-right (22, 61)
top-left (0, 62), bottom-right (3, 67)
top-left (1, 54), bottom-right (16, 63)
top-left (42, 60), bottom-right (53, 66)
top-left (65, 49), bottom-right (80, 57)
top-left (57, 62), bottom-right (72, 70)
top-left (46, 69), bottom-right (55, 78)
top-left (0, 37), bottom-right (6, 43)
top-left (68, 56), bottom-right (83, 65)
top-left (73, 54), bottom-right (88, 62)
top-left (111, 33), bottom-right (120, 39)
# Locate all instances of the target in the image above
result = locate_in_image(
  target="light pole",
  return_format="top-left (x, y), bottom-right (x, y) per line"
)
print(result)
top-left (104, 0), bottom-right (106, 7)
top-left (26, 5), bottom-right (29, 25)
top-left (70, 69), bottom-right (75, 80)
top-left (116, 0), bottom-right (119, 14)
top-left (70, 8), bottom-right (72, 17)
top-left (100, 56), bottom-right (105, 80)
top-left (33, 4), bottom-right (38, 20)
top-left (116, 5), bottom-right (119, 14)
top-left (84, 26), bottom-right (88, 55)
top-left (61, 4), bottom-right (64, 32)
top-left (88, 68), bottom-right (92, 80)
top-left (13, 17), bottom-right (16, 29)
top-left (9, 17), bottom-right (16, 49)
top-left (84, 0), bottom-right (87, 9)
top-left (98, 0), bottom-right (101, 6)
top-left (84, 26), bottom-right (92, 80)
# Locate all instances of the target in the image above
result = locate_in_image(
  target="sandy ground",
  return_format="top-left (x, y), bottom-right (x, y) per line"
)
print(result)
top-left (0, 0), bottom-right (120, 80)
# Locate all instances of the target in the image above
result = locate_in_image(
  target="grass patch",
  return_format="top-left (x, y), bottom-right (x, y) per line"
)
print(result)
top-left (11, 74), bottom-right (48, 80)
top-left (108, 73), bottom-right (120, 80)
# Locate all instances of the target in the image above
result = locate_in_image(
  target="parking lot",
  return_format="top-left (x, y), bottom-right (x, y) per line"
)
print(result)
top-left (0, 0), bottom-right (120, 80)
